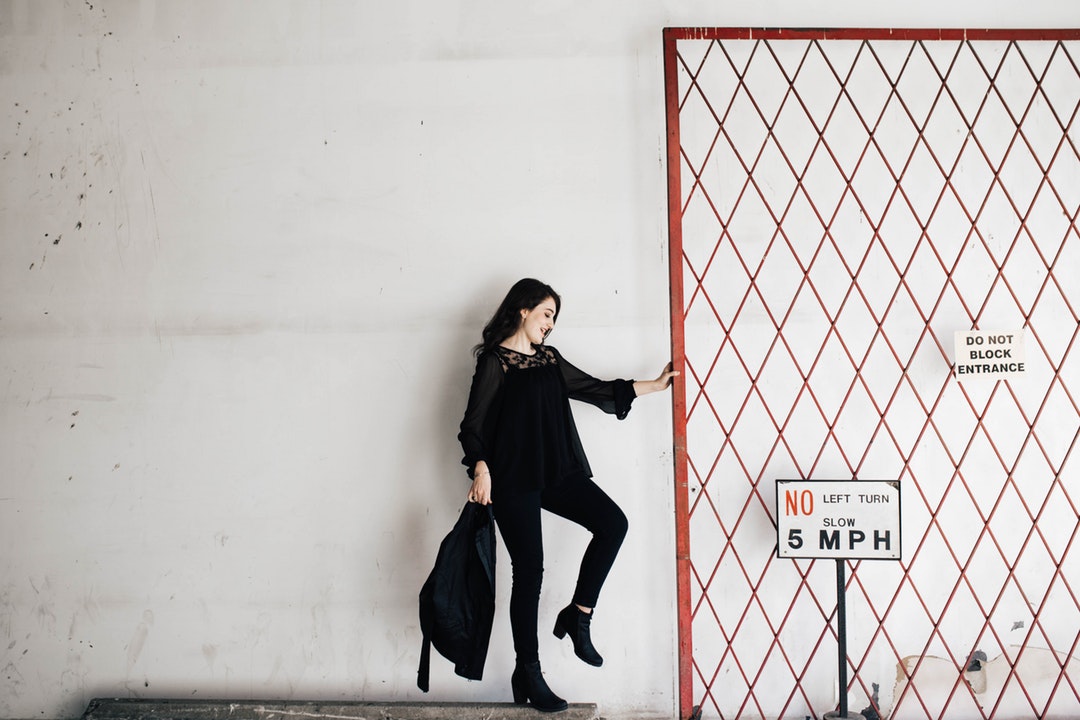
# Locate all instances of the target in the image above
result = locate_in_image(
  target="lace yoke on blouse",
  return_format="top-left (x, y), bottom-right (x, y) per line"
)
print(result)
top-left (492, 344), bottom-right (557, 371)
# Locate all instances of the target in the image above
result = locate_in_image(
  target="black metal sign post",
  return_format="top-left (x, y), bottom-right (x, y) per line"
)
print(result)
top-left (775, 479), bottom-right (902, 720)
top-left (826, 559), bottom-right (858, 720)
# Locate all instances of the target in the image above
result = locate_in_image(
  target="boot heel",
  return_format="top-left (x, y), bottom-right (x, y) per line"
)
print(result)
top-left (510, 668), bottom-right (527, 704)
top-left (553, 619), bottom-right (567, 639)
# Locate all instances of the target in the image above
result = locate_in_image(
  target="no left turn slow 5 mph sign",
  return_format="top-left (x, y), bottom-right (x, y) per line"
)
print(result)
top-left (776, 479), bottom-right (902, 560)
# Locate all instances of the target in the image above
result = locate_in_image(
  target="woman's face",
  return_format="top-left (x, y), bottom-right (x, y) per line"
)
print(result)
top-left (520, 297), bottom-right (557, 345)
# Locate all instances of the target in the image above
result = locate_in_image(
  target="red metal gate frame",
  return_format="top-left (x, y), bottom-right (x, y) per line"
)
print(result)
top-left (664, 26), bottom-right (1080, 720)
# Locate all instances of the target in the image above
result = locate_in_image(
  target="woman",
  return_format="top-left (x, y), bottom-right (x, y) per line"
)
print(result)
top-left (458, 278), bottom-right (677, 712)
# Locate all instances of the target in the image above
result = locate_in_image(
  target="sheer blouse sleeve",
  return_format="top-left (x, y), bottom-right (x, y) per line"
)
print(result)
top-left (458, 351), bottom-right (505, 475)
top-left (551, 347), bottom-right (636, 420)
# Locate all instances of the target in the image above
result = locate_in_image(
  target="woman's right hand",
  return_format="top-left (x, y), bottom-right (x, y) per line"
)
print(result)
top-left (467, 466), bottom-right (492, 505)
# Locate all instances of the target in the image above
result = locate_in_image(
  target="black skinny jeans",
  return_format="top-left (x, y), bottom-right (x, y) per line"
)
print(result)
top-left (492, 477), bottom-right (628, 664)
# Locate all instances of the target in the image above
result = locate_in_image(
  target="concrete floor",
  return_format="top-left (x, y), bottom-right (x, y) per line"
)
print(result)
top-left (79, 699), bottom-right (600, 720)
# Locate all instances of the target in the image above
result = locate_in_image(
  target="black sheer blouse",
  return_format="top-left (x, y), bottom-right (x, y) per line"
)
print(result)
top-left (458, 344), bottom-right (636, 499)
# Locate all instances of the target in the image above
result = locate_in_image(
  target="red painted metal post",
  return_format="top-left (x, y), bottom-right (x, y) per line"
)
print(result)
top-left (663, 27), bottom-right (695, 720)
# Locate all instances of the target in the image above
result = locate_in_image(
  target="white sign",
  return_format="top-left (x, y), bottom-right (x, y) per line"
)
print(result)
top-left (954, 330), bottom-right (1026, 380)
top-left (776, 480), bottom-right (902, 560)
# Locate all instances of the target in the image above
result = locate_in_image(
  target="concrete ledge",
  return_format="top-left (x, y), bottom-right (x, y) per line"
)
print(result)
top-left (81, 700), bottom-right (599, 720)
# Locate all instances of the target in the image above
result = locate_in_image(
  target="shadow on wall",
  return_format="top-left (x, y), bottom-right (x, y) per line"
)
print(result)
top-left (424, 277), bottom-right (519, 515)
top-left (379, 279), bottom-right (507, 670)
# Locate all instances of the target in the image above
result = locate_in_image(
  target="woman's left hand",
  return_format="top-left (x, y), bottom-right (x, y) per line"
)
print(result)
top-left (634, 362), bottom-right (679, 397)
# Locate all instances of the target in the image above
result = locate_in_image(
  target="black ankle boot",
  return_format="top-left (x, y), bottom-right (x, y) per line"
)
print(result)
top-left (511, 661), bottom-right (568, 713)
top-left (553, 604), bottom-right (603, 667)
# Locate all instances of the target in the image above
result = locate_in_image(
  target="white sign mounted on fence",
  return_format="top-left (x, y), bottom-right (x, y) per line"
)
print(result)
top-left (954, 330), bottom-right (1026, 380)
top-left (775, 480), bottom-right (902, 560)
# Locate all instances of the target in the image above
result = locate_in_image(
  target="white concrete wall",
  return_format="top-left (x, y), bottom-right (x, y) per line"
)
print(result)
top-left (0, 2), bottom-right (1076, 719)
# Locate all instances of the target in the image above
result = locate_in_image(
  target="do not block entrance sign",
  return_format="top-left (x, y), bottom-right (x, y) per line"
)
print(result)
top-left (776, 480), bottom-right (902, 560)
top-left (953, 329), bottom-right (1026, 380)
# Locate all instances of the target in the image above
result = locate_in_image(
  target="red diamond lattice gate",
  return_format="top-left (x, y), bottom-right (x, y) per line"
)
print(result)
top-left (664, 27), bottom-right (1080, 720)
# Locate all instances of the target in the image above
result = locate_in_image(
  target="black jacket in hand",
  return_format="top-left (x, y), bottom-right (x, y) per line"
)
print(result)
top-left (417, 502), bottom-right (496, 691)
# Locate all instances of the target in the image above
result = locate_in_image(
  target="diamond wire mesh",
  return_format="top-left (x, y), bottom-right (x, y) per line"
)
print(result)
top-left (670, 33), bottom-right (1080, 720)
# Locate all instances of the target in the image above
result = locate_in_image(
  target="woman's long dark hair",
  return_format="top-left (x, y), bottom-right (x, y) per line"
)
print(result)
top-left (474, 278), bottom-right (562, 356)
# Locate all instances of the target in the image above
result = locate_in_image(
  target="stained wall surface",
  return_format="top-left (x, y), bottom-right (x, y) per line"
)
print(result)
top-left (1, 2), bottom-right (1077, 719)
